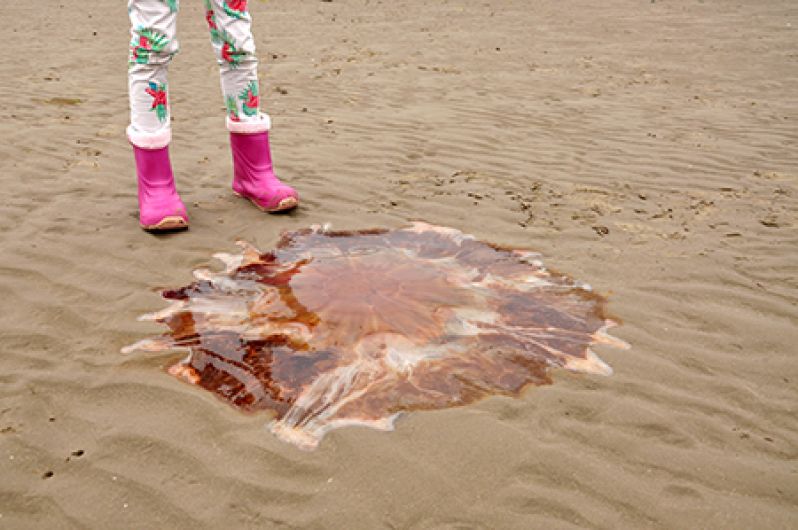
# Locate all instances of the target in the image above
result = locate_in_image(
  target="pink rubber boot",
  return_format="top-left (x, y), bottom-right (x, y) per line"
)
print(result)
top-left (132, 145), bottom-right (189, 231)
top-left (230, 131), bottom-right (299, 212)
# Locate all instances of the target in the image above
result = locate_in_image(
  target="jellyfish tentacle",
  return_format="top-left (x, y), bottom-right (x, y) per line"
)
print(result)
top-left (562, 348), bottom-right (613, 376)
top-left (235, 239), bottom-right (263, 265)
top-left (138, 300), bottom-right (187, 321)
top-left (272, 357), bottom-right (390, 444)
top-left (121, 337), bottom-right (182, 354)
top-left (593, 321), bottom-right (631, 350)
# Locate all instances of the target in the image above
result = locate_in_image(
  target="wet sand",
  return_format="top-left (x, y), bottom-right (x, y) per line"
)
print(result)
top-left (0, 0), bottom-right (796, 528)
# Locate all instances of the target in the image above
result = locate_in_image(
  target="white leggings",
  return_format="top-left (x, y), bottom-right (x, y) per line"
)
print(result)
top-left (127, 0), bottom-right (270, 149)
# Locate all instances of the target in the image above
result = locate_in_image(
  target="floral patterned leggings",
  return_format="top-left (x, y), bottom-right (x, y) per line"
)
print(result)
top-left (127, 0), bottom-right (268, 148)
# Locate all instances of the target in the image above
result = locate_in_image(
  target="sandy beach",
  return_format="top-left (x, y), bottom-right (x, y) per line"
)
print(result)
top-left (0, 0), bottom-right (796, 527)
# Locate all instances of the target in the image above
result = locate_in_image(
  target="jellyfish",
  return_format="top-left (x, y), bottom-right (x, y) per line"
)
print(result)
top-left (124, 222), bottom-right (628, 450)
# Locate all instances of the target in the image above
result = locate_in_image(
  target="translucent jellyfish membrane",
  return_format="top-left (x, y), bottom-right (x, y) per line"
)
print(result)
top-left (124, 223), bottom-right (628, 450)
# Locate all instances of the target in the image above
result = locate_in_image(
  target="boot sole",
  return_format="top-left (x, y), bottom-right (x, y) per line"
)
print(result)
top-left (141, 216), bottom-right (189, 232)
top-left (234, 192), bottom-right (299, 213)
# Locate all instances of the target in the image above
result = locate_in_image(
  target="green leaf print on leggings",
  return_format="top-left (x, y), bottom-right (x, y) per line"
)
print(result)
top-left (161, 0), bottom-right (178, 13)
top-left (226, 95), bottom-right (240, 122)
top-left (129, 28), bottom-right (170, 65)
top-left (239, 81), bottom-right (259, 117)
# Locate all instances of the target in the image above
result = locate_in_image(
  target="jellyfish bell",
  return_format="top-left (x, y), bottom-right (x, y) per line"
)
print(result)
top-left (125, 223), bottom-right (628, 450)
top-left (353, 332), bottom-right (445, 375)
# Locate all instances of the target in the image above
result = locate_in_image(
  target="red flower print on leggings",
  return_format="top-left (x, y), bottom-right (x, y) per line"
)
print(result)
top-left (223, 0), bottom-right (248, 19)
top-left (204, 0), bottom-right (221, 43)
top-left (146, 82), bottom-right (168, 123)
top-left (220, 33), bottom-right (246, 67)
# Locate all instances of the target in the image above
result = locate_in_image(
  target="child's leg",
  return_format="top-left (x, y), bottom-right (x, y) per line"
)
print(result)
top-left (204, 0), bottom-right (267, 129)
top-left (205, 0), bottom-right (298, 212)
top-left (127, 0), bottom-right (188, 231)
top-left (127, 0), bottom-right (180, 146)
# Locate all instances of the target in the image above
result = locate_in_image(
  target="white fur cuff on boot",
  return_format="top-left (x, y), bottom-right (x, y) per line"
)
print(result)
top-left (127, 125), bottom-right (172, 150)
top-left (227, 113), bottom-right (272, 134)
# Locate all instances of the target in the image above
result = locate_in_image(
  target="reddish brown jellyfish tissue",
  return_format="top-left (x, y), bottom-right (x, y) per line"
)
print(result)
top-left (124, 223), bottom-right (628, 450)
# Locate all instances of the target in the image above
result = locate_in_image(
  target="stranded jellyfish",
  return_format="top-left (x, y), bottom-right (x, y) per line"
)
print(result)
top-left (124, 222), bottom-right (628, 450)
